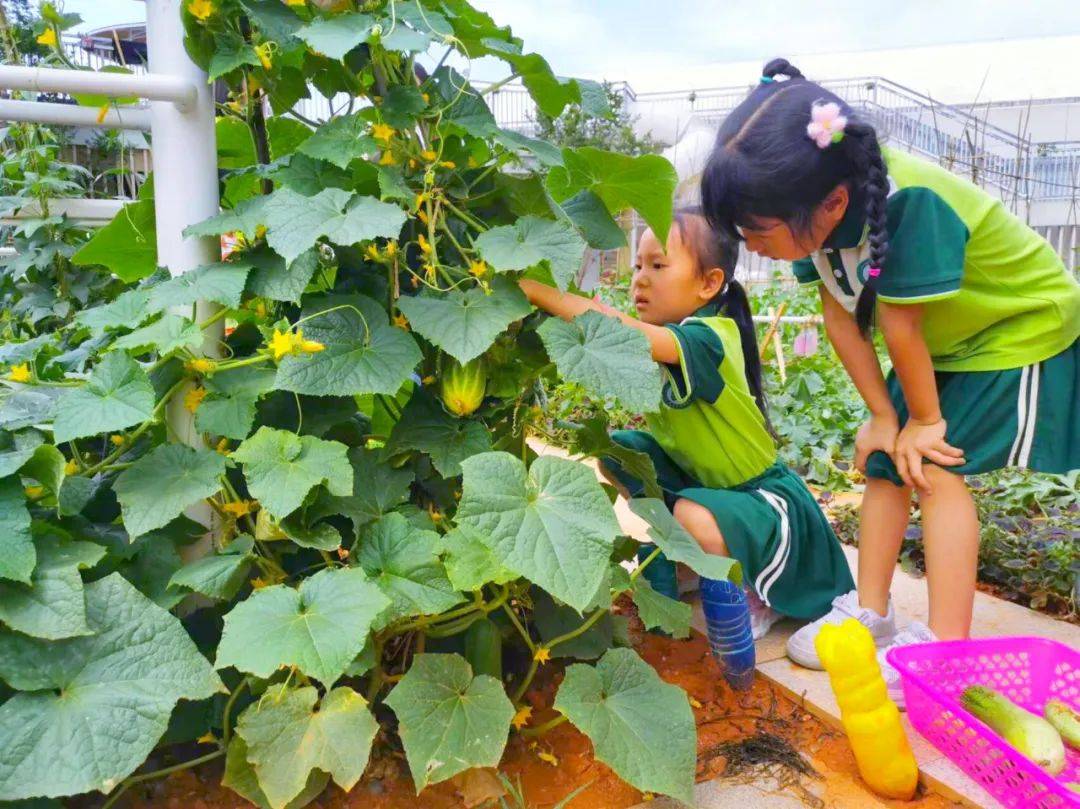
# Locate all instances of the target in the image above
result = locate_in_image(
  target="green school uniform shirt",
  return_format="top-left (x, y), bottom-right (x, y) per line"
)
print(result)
top-left (792, 147), bottom-right (1080, 372)
top-left (645, 307), bottom-right (777, 489)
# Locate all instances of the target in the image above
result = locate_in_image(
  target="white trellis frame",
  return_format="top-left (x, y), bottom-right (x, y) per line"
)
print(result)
top-left (0, 0), bottom-right (222, 546)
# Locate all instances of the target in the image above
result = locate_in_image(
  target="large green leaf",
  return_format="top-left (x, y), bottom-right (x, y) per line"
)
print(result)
top-left (183, 195), bottom-right (268, 242)
top-left (167, 535), bottom-right (254, 601)
top-left (555, 189), bottom-right (626, 250)
top-left (396, 278), bottom-right (531, 365)
top-left (261, 189), bottom-right (407, 264)
top-left (147, 261), bottom-right (252, 311)
top-left (384, 653), bottom-right (514, 791)
top-left (236, 684), bottom-right (377, 809)
top-left (0, 334), bottom-right (52, 366)
top-left (110, 313), bottom-right (203, 356)
top-left (216, 566), bottom-right (389, 686)
top-left (546, 148), bottom-right (679, 244)
top-left (0, 429), bottom-right (43, 478)
top-left (0, 535), bottom-right (104, 640)
top-left (274, 294), bottom-right (421, 397)
top-left (567, 416), bottom-right (661, 499)
top-left (474, 215), bottom-right (586, 291)
top-left (244, 247), bottom-right (320, 304)
top-left (538, 311), bottom-right (662, 413)
top-left (309, 446), bottom-right (412, 534)
top-left (297, 113), bottom-right (376, 169)
top-left (71, 198), bottom-right (158, 282)
top-left (223, 735), bottom-right (329, 809)
top-left (0, 386), bottom-right (64, 433)
top-left (437, 524), bottom-right (517, 592)
top-left (628, 498), bottom-right (742, 585)
top-left (378, 84), bottom-right (428, 128)
top-left (0, 574), bottom-right (223, 799)
top-left (114, 444), bottom-right (225, 540)
top-left (383, 390), bottom-right (491, 477)
top-left (357, 513), bottom-right (463, 625)
top-left (493, 128), bottom-right (564, 167)
top-left (21, 444), bottom-right (65, 497)
top-left (51, 352), bottom-right (156, 444)
top-left (455, 452), bottom-right (620, 611)
top-left (630, 577), bottom-right (691, 639)
top-left (296, 12), bottom-right (376, 60)
top-left (232, 426), bottom-right (352, 520)
top-left (198, 366), bottom-right (276, 442)
top-left (73, 288), bottom-right (153, 336)
top-left (0, 476), bottom-right (34, 584)
top-left (208, 34), bottom-right (261, 81)
top-left (554, 648), bottom-right (695, 803)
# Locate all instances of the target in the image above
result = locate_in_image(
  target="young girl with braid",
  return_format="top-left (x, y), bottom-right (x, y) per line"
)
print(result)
top-left (702, 58), bottom-right (1080, 703)
top-left (519, 209), bottom-right (855, 688)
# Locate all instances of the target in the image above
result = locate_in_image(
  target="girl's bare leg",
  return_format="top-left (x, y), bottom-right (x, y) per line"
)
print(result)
top-left (918, 466), bottom-right (978, 639)
top-left (673, 498), bottom-right (728, 556)
top-left (857, 477), bottom-right (913, 616)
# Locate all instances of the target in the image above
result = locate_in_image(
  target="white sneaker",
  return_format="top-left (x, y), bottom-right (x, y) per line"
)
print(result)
top-left (878, 622), bottom-right (937, 710)
top-left (786, 589), bottom-right (898, 670)
top-left (746, 587), bottom-right (782, 640)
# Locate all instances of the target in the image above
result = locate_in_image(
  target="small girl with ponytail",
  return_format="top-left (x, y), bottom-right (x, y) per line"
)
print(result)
top-left (519, 209), bottom-right (855, 668)
top-left (702, 58), bottom-right (1080, 703)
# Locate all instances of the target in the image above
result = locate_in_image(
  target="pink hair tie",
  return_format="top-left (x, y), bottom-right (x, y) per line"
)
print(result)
top-left (806, 101), bottom-right (847, 148)
top-left (867, 266), bottom-right (882, 278)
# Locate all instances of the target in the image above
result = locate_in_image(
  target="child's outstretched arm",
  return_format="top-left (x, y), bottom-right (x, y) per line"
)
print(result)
top-left (877, 302), bottom-right (965, 492)
top-left (519, 279), bottom-right (680, 365)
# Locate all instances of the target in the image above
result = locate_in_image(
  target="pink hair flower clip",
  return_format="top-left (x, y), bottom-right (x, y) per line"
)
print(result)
top-left (806, 101), bottom-right (847, 148)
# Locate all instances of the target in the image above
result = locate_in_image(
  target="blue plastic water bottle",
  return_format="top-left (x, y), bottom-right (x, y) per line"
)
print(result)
top-left (636, 544), bottom-right (679, 602)
top-left (700, 578), bottom-right (756, 691)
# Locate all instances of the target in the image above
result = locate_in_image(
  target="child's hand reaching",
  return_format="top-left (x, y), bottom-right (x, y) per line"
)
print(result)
top-left (894, 418), bottom-right (965, 493)
top-left (854, 412), bottom-right (900, 473)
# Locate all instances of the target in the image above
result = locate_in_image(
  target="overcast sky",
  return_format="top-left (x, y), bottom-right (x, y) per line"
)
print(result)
top-left (71, 0), bottom-right (1080, 87)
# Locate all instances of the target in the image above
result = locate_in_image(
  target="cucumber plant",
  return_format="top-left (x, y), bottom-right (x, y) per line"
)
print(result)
top-left (0, 2), bottom-right (738, 806)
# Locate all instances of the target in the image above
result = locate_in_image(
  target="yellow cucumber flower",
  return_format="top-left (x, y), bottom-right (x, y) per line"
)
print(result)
top-left (371, 122), bottom-right (395, 143)
top-left (222, 500), bottom-right (256, 518)
top-left (468, 259), bottom-right (487, 278)
top-left (64, 458), bottom-right (79, 476)
top-left (187, 0), bottom-right (214, 21)
top-left (110, 434), bottom-right (126, 446)
top-left (36, 28), bottom-right (57, 47)
top-left (184, 386), bottom-right (207, 413)
top-left (269, 329), bottom-right (294, 361)
top-left (7, 363), bottom-right (31, 383)
top-left (511, 706), bottom-right (532, 730)
top-left (420, 149), bottom-right (437, 162)
top-left (378, 150), bottom-right (398, 166)
top-left (392, 313), bottom-right (409, 330)
top-left (416, 208), bottom-right (430, 226)
top-left (254, 42), bottom-right (274, 71)
top-left (24, 485), bottom-right (44, 500)
top-left (365, 244), bottom-right (381, 261)
top-left (439, 160), bottom-right (456, 169)
top-left (384, 240), bottom-right (398, 257)
top-left (533, 647), bottom-right (551, 665)
top-left (187, 357), bottom-right (216, 375)
top-left (417, 233), bottom-right (432, 255)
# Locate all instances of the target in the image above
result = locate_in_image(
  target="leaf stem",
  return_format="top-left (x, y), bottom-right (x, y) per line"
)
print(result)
top-left (441, 197), bottom-right (488, 232)
top-left (221, 676), bottom-right (250, 747)
top-left (520, 714), bottom-right (568, 738)
top-left (100, 749), bottom-right (225, 809)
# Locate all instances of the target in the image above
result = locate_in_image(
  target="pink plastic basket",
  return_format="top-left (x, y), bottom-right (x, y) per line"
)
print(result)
top-left (888, 636), bottom-right (1080, 809)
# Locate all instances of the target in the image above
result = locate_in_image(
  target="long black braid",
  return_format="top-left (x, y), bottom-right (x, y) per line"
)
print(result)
top-left (844, 123), bottom-right (891, 335)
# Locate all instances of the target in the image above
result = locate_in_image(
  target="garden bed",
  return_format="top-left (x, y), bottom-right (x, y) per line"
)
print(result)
top-left (115, 603), bottom-right (957, 809)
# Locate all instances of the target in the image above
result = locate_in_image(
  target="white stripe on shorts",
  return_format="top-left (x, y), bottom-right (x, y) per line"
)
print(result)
top-left (1018, 362), bottom-right (1040, 468)
top-left (1007, 364), bottom-right (1031, 466)
top-left (754, 490), bottom-right (791, 607)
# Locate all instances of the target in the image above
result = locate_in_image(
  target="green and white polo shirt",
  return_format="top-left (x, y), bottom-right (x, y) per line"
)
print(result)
top-left (645, 309), bottom-right (777, 489)
top-left (792, 147), bottom-right (1080, 372)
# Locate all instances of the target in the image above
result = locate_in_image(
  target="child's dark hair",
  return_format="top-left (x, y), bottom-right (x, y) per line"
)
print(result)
top-left (672, 207), bottom-right (771, 424)
top-left (700, 58), bottom-right (889, 335)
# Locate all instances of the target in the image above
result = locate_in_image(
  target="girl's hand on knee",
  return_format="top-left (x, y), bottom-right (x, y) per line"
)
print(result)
top-left (895, 418), bottom-right (965, 493)
top-left (854, 412), bottom-right (900, 473)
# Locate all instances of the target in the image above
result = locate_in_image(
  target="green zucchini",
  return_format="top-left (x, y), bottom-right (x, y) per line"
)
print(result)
top-left (464, 617), bottom-right (502, 680)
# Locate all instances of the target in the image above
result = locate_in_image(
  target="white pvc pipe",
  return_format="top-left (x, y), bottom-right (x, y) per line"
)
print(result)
top-left (144, 0), bottom-right (222, 554)
top-left (0, 98), bottom-right (152, 130)
top-left (751, 315), bottom-right (823, 325)
top-left (0, 64), bottom-right (196, 109)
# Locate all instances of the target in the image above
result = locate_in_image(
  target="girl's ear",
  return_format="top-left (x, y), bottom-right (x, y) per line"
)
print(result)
top-left (700, 266), bottom-right (727, 301)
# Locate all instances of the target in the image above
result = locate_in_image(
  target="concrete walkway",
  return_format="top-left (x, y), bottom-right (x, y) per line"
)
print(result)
top-left (528, 440), bottom-right (1080, 808)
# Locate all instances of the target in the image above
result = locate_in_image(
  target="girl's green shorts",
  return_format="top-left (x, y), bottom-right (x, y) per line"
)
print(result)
top-left (867, 338), bottom-right (1080, 485)
top-left (607, 431), bottom-right (854, 621)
